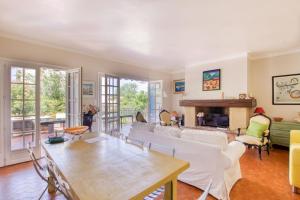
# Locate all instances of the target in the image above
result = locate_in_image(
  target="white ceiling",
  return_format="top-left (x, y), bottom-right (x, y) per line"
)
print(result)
top-left (0, 0), bottom-right (299, 72)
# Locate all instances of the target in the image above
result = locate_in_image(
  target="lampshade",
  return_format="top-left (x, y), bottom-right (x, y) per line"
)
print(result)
top-left (254, 107), bottom-right (265, 114)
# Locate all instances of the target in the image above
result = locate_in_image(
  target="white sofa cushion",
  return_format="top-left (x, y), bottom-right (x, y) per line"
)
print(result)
top-left (153, 126), bottom-right (182, 138)
top-left (181, 129), bottom-right (228, 151)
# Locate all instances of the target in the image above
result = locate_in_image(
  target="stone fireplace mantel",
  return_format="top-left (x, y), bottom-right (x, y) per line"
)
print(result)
top-left (180, 99), bottom-right (257, 130)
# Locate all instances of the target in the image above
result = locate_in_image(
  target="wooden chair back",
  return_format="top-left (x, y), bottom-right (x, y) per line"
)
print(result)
top-left (159, 110), bottom-right (171, 126)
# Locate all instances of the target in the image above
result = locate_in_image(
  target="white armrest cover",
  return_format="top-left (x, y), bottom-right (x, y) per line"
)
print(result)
top-left (223, 141), bottom-right (246, 168)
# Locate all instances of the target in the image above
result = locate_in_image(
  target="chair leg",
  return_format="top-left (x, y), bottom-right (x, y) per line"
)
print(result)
top-left (258, 146), bottom-right (262, 160)
top-left (292, 186), bottom-right (300, 194)
top-left (38, 185), bottom-right (48, 200)
top-left (266, 143), bottom-right (270, 156)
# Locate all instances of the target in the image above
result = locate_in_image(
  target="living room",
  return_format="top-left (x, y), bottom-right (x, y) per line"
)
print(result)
top-left (0, 1), bottom-right (300, 200)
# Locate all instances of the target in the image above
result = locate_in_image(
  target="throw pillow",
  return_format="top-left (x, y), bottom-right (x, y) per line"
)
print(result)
top-left (246, 121), bottom-right (268, 138)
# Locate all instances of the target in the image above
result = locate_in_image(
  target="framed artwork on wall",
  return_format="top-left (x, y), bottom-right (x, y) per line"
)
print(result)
top-left (82, 81), bottom-right (95, 98)
top-left (203, 69), bottom-right (221, 91)
top-left (173, 79), bottom-right (185, 94)
top-left (272, 73), bottom-right (300, 105)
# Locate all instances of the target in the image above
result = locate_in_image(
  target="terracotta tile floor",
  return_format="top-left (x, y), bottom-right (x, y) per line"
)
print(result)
top-left (0, 148), bottom-right (300, 200)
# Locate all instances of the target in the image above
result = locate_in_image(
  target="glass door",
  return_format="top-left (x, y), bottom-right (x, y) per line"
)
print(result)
top-left (66, 68), bottom-right (82, 128)
top-left (148, 81), bottom-right (162, 123)
top-left (4, 65), bottom-right (40, 165)
top-left (100, 74), bottom-right (120, 133)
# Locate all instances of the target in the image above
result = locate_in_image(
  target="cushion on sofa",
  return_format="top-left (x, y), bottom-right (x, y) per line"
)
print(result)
top-left (181, 129), bottom-right (228, 150)
top-left (153, 126), bottom-right (182, 138)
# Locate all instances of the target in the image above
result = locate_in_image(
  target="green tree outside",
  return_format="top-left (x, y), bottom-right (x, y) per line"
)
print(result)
top-left (11, 69), bottom-right (66, 118)
top-left (120, 82), bottom-right (148, 123)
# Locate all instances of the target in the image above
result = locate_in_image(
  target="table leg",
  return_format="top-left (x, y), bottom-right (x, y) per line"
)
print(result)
top-left (48, 169), bottom-right (56, 193)
top-left (164, 177), bottom-right (177, 200)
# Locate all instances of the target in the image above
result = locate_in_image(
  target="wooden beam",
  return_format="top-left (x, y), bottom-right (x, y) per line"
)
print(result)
top-left (179, 99), bottom-right (256, 108)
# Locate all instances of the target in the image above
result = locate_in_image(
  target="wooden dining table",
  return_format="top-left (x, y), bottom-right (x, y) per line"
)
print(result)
top-left (42, 133), bottom-right (189, 200)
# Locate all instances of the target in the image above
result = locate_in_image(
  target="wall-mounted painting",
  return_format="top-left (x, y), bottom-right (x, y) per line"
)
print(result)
top-left (203, 69), bottom-right (221, 91)
top-left (82, 81), bottom-right (95, 98)
top-left (173, 79), bottom-right (185, 94)
top-left (272, 73), bottom-right (300, 105)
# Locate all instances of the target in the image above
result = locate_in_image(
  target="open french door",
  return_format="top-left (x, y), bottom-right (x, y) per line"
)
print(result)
top-left (99, 74), bottom-right (120, 133)
top-left (148, 81), bottom-right (162, 123)
top-left (4, 64), bottom-right (40, 165)
top-left (66, 68), bottom-right (82, 128)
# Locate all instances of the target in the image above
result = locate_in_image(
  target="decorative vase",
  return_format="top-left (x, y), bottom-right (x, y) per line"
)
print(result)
top-left (197, 117), bottom-right (204, 126)
top-left (83, 112), bottom-right (94, 132)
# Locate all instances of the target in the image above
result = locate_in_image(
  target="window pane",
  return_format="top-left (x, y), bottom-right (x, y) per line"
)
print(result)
top-left (11, 84), bottom-right (23, 99)
top-left (11, 100), bottom-right (23, 116)
top-left (24, 101), bottom-right (35, 116)
top-left (11, 67), bottom-right (23, 83)
top-left (24, 117), bottom-right (36, 132)
top-left (24, 134), bottom-right (35, 148)
top-left (24, 85), bottom-right (35, 100)
top-left (11, 117), bottom-right (23, 133)
top-left (24, 69), bottom-right (36, 84)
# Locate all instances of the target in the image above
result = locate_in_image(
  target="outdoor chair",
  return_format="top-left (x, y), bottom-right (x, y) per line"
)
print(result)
top-left (136, 111), bottom-right (147, 123)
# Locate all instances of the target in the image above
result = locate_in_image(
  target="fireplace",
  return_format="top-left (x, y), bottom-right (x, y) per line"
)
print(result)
top-left (196, 107), bottom-right (229, 128)
top-left (179, 99), bottom-right (257, 130)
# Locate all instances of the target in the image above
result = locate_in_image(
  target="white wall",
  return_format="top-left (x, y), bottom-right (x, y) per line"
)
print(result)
top-left (184, 56), bottom-right (248, 100)
top-left (0, 36), bottom-right (172, 111)
top-left (171, 71), bottom-right (185, 114)
top-left (249, 52), bottom-right (300, 121)
top-left (0, 62), bottom-right (4, 166)
top-left (169, 56), bottom-right (249, 113)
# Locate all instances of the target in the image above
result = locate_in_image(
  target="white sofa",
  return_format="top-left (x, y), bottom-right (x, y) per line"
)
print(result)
top-left (129, 123), bottom-right (246, 200)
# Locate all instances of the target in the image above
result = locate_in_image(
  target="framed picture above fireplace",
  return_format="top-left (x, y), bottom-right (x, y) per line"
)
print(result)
top-left (272, 73), bottom-right (300, 105)
top-left (203, 69), bottom-right (221, 91)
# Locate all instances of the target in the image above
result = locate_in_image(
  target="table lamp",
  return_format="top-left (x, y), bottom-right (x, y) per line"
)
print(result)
top-left (254, 107), bottom-right (265, 115)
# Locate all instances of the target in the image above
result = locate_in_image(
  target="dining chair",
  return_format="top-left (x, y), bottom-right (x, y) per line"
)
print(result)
top-left (125, 136), bottom-right (145, 148)
top-left (53, 167), bottom-right (73, 200)
top-left (26, 143), bottom-right (65, 200)
top-left (109, 130), bottom-right (124, 139)
top-left (198, 179), bottom-right (213, 200)
top-left (148, 142), bottom-right (175, 157)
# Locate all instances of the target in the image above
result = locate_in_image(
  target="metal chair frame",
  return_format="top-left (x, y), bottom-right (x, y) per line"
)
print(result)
top-left (27, 143), bottom-right (69, 200)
